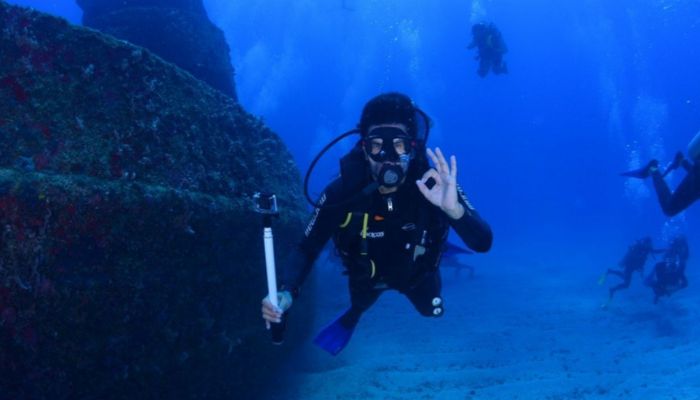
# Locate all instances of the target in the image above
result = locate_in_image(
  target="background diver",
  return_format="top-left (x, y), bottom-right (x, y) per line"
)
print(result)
top-left (645, 236), bottom-right (689, 304)
top-left (468, 22), bottom-right (508, 78)
top-left (261, 92), bottom-right (492, 355)
top-left (622, 130), bottom-right (700, 216)
top-left (441, 241), bottom-right (477, 279)
top-left (599, 236), bottom-right (663, 307)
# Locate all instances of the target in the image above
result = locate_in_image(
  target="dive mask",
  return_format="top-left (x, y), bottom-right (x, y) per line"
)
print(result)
top-left (363, 126), bottom-right (414, 163)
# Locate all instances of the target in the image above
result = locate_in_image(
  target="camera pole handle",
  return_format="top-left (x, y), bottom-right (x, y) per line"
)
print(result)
top-left (253, 192), bottom-right (285, 344)
top-left (263, 224), bottom-right (279, 309)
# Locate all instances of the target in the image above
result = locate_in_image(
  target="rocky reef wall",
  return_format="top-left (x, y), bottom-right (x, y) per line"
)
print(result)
top-left (77, 0), bottom-right (238, 100)
top-left (0, 2), bottom-right (309, 399)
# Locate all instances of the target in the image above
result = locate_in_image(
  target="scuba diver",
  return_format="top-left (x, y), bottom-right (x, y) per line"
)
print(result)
top-left (467, 22), bottom-right (508, 78)
top-left (260, 92), bottom-right (493, 355)
top-left (621, 130), bottom-right (700, 216)
top-left (645, 236), bottom-right (689, 304)
top-left (599, 237), bottom-right (663, 307)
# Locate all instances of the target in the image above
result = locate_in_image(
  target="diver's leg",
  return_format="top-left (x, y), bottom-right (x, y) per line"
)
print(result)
top-left (651, 266), bottom-right (671, 302)
top-left (645, 263), bottom-right (667, 290)
top-left (651, 170), bottom-right (674, 212)
top-left (344, 280), bottom-right (383, 327)
top-left (609, 271), bottom-right (632, 298)
top-left (607, 269), bottom-right (624, 279)
top-left (493, 55), bottom-right (507, 74)
top-left (403, 271), bottom-right (444, 317)
top-left (652, 170), bottom-right (700, 216)
top-left (313, 279), bottom-right (382, 355)
top-left (493, 62), bottom-right (508, 74)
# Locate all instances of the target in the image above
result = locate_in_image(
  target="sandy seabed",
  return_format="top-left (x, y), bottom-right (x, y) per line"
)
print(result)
top-left (271, 255), bottom-right (700, 400)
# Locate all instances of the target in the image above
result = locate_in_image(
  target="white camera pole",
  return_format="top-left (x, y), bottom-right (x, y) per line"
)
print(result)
top-left (263, 220), bottom-right (278, 310)
top-left (254, 192), bottom-right (284, 344)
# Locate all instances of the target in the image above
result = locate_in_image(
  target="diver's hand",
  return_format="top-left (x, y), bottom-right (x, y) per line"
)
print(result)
top-left (261, 291), bottom-right (292, 329)
top-left (416, 147), bottom-right (464, 220)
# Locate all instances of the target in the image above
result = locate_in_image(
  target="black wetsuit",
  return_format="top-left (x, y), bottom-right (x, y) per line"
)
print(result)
top-left (608, 242), bottom-right (658, 298)
top-left (651, 160), bottom-right (700, 216)
top-left (281, 176), bottom-right (492, 324)
top-left (468, 23), bottom-right (508, 77)
top-left (645, 239), bottom-right (689, 303)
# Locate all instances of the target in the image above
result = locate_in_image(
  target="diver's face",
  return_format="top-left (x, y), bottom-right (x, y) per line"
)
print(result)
top-left (365, 124), bottom-right (410, 161)
top-left (364, 123), bottom-right (411, 192)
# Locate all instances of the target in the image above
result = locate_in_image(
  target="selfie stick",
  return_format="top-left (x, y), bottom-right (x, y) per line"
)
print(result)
top-left (253, 192), bottom-right (285, 344)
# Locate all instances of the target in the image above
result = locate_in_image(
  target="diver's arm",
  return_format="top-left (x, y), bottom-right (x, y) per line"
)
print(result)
top-left (416, 147), bottom-right (492, 252)
top-left (447, 185), bottom-right (493, 253)
top-left (279, 179), bottom-right (346, 295)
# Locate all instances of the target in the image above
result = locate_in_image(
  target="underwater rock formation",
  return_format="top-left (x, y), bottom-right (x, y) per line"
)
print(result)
top-left (77, 0), bottom-right (238, 100)
top-left (0, 3), bottom-right (308, 399)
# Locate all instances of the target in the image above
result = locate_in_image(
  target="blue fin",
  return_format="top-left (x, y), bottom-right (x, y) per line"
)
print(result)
top-left (620, 166), bottom-right (650, 179)
top-left (313, 311), bottom-right (357, 356)
top-left (621, 160), bottom-right (659, 179)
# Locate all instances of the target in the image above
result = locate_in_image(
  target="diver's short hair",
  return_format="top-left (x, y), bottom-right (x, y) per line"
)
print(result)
top-left (358, 92), bottom-right (418, 138)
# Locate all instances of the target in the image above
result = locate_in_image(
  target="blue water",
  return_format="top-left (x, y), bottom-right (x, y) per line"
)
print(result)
top-left (207, 0), bottom-right (699, 252)
top-left (8, 1), bottom-right (700, 398)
